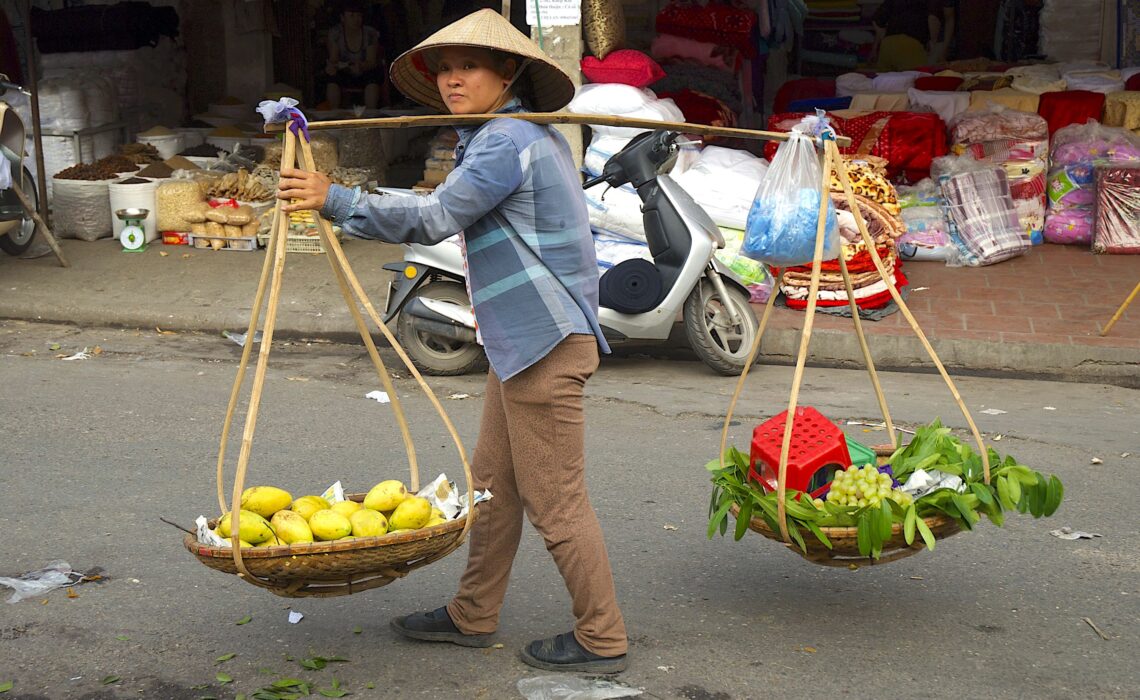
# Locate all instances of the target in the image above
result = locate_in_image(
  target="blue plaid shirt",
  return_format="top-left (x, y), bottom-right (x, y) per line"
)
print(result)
top-left (321, 101), bottom-right (609, 381)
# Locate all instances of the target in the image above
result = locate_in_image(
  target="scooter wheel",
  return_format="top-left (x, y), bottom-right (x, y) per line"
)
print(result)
top-left (396, 280), bottom-right (486, 376)
top-left (0, 166), bottom-right (39, 256)
top-left (682, 280), bottom-right (759, 376)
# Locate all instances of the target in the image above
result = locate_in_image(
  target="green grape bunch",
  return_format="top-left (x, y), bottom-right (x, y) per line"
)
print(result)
top-left (824, 464), bottom-right (913, 509)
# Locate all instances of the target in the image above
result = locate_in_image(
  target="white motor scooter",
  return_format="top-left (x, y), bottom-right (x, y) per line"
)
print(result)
top-left (0, 75), bottom-right (39, 257)
top-left (380, 129), bottom-right (760, 376)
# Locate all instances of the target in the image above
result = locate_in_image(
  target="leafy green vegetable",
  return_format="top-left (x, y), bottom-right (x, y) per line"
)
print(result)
top-left (708, 419), bottom-right (1064, 560)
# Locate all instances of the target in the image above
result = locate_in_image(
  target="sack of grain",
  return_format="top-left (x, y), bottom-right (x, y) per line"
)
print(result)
top-left (156, 180), bottom-right (205, 232)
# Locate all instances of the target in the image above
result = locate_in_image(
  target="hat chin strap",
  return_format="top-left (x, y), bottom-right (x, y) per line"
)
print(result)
top-left (490, 59), bottom-right (531, 112)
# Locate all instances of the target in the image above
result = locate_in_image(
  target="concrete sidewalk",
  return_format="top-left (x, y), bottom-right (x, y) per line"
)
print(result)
top-left (1, 237), bottom-right (1137, 386)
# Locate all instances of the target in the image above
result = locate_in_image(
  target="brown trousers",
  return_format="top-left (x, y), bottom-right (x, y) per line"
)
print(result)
top-left (447, 334), bottom-right (628, 656)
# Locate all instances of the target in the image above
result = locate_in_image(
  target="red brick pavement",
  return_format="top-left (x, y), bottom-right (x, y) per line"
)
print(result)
top-left (757, 245), bottom-right (1140, 350)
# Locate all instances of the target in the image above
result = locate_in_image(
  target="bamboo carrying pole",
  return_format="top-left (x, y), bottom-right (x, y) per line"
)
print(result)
top-left (1100, 280), bottom-right (1140, 337)
top-left (264, 111), bottom-right (853, 147)
top-left (719, 135), bottom-right (992, 553)
top-left (217, 126), bottom-right (477, 589)
top-left (7, 179), bottom-right (68, 267)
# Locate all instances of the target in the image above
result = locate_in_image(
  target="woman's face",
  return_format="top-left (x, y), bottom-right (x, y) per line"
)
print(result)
top-left (342, 10), bottom-right (363, 29)
top-left (434, 47), bottom-right (516, 115)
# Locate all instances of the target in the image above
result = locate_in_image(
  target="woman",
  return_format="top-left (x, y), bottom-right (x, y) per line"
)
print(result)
top-left (324, 0), bottom-right (386, 109)
top-left (871, 0), bottom-right (954, 70)
top-left (279, 9), bottom-right (629, 674)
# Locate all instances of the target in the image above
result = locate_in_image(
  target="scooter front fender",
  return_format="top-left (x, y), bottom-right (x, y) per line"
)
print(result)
top-left (382, 261), bottom-right (438, 323)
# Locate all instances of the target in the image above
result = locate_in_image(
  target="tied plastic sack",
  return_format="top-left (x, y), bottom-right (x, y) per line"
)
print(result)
top-left (517, 676), bottom-right (642, 700)
top-left (0, 561), bottom-right (82, 603)
top-left (742, 130), bottom-right (838, 266)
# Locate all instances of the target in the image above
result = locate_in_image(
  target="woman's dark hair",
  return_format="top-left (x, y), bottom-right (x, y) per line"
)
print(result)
top-left (340, 0), bottom-right (366, 15)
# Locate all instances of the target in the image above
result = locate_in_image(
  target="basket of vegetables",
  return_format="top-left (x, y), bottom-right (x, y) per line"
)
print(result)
top-left (709, 419), bottom-right (1064, 566)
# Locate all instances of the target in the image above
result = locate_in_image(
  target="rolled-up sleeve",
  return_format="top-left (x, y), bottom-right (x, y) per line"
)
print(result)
top-left (318, 129), bottom-right (524, 245)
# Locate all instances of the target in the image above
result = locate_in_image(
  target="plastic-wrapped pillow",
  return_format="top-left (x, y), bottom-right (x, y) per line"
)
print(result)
top-left (1047, 164), bottom-right (1097, 207)
top-left (1061, 69), bottom-right (1124, 94)
top-left (835, 72), bottom-right (873, 98)
top-left (568, 83), bottom-right (658, 115)
top-left (870, 71), bottom-right (928, 93)
top-left (1044, 207), bottom-right (1094, 245)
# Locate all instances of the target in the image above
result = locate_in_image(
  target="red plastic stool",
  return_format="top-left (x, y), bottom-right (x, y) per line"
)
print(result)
top-left (749, 406), bottom-right (851, 497)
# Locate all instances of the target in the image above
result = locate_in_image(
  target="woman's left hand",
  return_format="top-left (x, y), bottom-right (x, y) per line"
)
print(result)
top-left (278, 167), bottom-right (332, 212)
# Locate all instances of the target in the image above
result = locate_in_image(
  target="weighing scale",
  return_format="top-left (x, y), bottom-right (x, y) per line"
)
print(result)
top-left (116, 208), bottom-right (149, 252)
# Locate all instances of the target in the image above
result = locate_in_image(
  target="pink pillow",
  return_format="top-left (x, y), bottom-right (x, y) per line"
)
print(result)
top-left (581, 50), bottom-right (666, 88)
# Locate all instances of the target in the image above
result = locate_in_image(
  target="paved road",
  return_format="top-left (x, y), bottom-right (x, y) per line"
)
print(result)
top-left (1, 320), bottom-right (1136, 699)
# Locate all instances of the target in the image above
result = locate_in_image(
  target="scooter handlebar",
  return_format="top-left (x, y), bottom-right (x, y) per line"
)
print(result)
top-left (0, 79), bottom-right (29, 95)
top-left (581, 174), bottom-right (607, 190)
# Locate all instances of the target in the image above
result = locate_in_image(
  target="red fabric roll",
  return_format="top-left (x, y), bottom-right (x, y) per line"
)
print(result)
top-left (655, 1), bottom-right (759, 57)
top-left (656, 89), bottom-right (736, 128)
top-left (1037, 91), bottom-right (1107, 137)
top-left (913, 76), bottom-right (963, 91)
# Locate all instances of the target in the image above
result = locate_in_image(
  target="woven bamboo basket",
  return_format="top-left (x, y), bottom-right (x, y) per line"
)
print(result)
top-left (184, 123), bottom-right (478, 597)
top-left (184, 496), bottom-right (479, 597)
top-left (716, 137), bottom-right (988, 567)
top-left (728, 503), bottom-right (960, 567)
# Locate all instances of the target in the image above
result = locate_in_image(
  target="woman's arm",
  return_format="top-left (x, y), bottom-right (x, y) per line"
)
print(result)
top-left (326, 27), bottom-right (340, 75)
top-left (361, 27), bottom-right (380, 72)
top-left (279, 129), bottom-right (524, 246)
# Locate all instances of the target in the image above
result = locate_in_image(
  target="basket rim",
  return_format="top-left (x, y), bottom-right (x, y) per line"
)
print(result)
top-left (186, 500), bottom-right (482, 560)
top-left (728, 501), bottom-right (960, 542)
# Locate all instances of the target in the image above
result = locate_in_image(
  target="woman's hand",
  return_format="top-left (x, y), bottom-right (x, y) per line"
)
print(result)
top-left (278, 168), bottom-right (332, 212)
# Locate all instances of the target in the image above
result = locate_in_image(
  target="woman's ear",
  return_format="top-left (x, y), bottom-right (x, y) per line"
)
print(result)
top-left (501, 57), bottom-right (518, 85)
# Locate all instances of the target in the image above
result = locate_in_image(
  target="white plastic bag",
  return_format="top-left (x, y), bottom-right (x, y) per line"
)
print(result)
top-left (742, 130), bottom-right (838, 266)
top-left (517, 676), bottom-right (642, 700)
top-left (0, 561), bottom-right (78, 603)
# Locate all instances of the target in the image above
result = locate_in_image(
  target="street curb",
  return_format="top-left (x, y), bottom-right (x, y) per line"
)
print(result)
top-left (5, 302), bottom-right (1137, 388)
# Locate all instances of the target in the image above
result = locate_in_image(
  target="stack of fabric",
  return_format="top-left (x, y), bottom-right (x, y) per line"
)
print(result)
top-left (949, 108), bottom-right (1049, 245)
top-left (801, 0), bottom-right (873, 68)
top-left (931, 157), bottom-right (1030, 266)
top-left (649, 0), bottom-right (756, 116)
top-left (777, 193), bottom-right (907, 312)
top-left (1046, 122), bottom-right (1140, 245)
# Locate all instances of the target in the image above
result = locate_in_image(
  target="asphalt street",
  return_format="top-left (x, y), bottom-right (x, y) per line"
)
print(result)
top-left (0, 319), bottom-right (1137, 699)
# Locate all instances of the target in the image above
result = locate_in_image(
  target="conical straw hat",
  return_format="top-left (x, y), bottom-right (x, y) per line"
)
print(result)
top-left (390, 8), bottom-right (574, 113)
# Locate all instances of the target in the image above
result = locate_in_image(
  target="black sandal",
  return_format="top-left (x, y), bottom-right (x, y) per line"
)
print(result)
top-left (389, 606), bottom-right (495, 648)
top-left (519, 631), bottom-right (628, 674)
